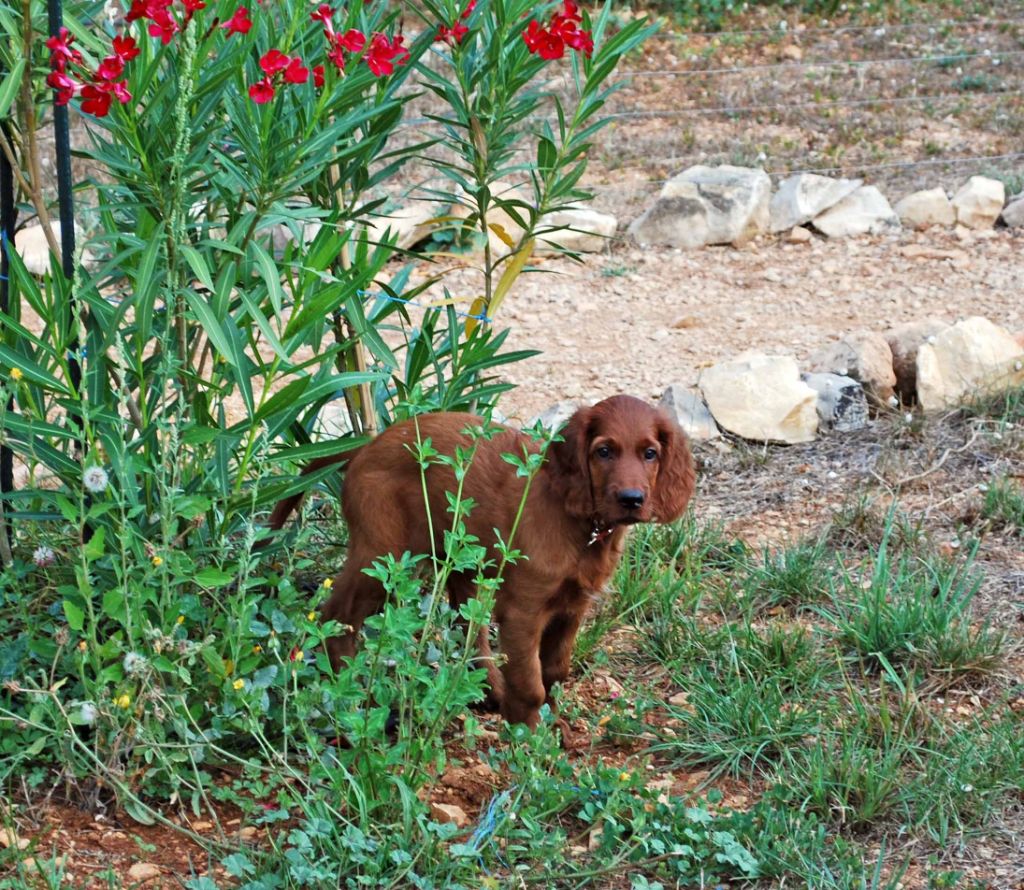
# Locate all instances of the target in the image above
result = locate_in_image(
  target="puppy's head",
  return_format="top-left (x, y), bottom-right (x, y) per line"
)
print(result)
top-left (549, 395), bottom-right (695, 526)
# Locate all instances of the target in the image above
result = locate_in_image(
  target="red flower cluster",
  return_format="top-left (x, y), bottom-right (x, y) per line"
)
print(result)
top-left (436, 0), bottom-right (475, 46)
top-left (301, 3), bottom-right (409, 86)
top-left (249, 48), bottom-right (310, 103)
top-left (523, 0), bottom-right (593, 60)
top-left (46, 26), bottom-right (135, 117)
top-left (126, 0), bottom-right (205, 45)
top-left (221, 6), bottom-right (252, 37)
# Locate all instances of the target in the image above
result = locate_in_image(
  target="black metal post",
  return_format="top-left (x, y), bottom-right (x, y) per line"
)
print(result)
top-left (0, 121), bottom-right (15, 562)
top-left (47, 0), bottom-right (83, 402)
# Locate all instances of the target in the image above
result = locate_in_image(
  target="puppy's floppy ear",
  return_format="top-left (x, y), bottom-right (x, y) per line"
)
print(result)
top-left (548, 406), bottom-right (594, 519)
top-left (651, 413), bottom-right (696, 523)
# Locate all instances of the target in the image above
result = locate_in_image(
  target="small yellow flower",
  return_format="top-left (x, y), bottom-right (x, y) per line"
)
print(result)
top-left (115, 694), bottom-right (131, 709)
top-left (252, 644), bottom-right (262, 654)
top-left (307, 611), bottom-right (317, 622)
top-left (77, 640), bottom-right (87, 653)
top-left (598, 715), bottom-right (612, 727)
top-left (232, 679), bottom-right (245, 691)
top-left (152, 555), bottom-right (163, 567)
top-left (175, 615), bottom-right (185, 625)
top-left (619, 771), bottom-right (631, 782)
top-left (322, 577), bottom-right (334, 589)
top-left (10, 368), bottom-right (23, 382)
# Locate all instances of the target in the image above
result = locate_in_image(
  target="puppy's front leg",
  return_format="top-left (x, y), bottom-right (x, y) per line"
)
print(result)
top-left (496, 605), bottom-right (547, 728)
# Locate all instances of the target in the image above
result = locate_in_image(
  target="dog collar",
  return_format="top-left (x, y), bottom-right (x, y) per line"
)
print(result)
top-left (588, 521), bottom-right (615, 546)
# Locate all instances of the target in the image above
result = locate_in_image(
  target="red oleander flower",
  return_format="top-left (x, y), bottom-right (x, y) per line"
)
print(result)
top-left (313, 64), bottom-right (324, 88)
top-left (221, 6), bottom-right (252, 35)
top-left (182, 0), bottom-right (205, 16)
top-left (338, 28), bottom-right (365, 53)
top-left (326, 42), bottom-right (346, 71)
top-left (523, 20), bottom-right (563, 59)
top-left (96, 54), bottom-right (125, 81)
top-left (45, 27), bottom-right (83, 71)
top-left (80, 84), bottom-right (112, 117)
top-left (46, 70), bottom-right (76, 92)
top-left (310, 3), bottom-right (333, 29)
top-left (110, 80), bottom-right (132, 104)
top-left (112, 35), bottom-right (140, 61)
top-left (436, 0), bottom-right (473, 45)
top-left (147, 9), bottom-right (179, 44)
top-left (248, 76), bottom-right (275, 103)
top-left (364, 32), bottom-right (408, 76)
top-left (259, 48), bottom-right (289, 75)
top-left (436, 21), bottom-right (468, 45)
top-left (284, 56), bottom-right (309, 84)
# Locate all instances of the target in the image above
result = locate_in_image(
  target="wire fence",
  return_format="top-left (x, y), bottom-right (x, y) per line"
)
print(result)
top-left (399, 15), bottom-right (1024, 199)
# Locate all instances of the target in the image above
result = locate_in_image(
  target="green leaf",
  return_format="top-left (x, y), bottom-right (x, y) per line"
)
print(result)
top-left (84, 527), bottom-right (106, 562)
top-left (123, 798), bottom-right (157, 826)
top-left (0, 344), bottom-right (73, 395)
top-left (102, 589), bottom-right (126, 621)
top-left (184, 291), bottom-right (235, 366)
top-left (0, 58), bottom-right (25, 117)
top-left (195, 567), bottom-right (235, 588)
top-left (248, 241), bottom-right (285, 317)
top-left (63, 598), bottom-right (85, 632)
top-left (179, 245), bottom-right (216, 293)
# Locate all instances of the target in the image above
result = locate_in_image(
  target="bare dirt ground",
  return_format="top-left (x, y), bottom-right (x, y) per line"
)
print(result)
top-left (489, 226), bottom-right (1024, 424)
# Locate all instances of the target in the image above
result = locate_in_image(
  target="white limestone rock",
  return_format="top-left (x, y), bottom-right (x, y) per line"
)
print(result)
top-left (807, 331), bottom-right (897, 408)
top-left (894, 188), bottom-right (955, 229)
top-left (658, 384), bottom-right (719, 440)
top-left (951, 176), bottom-right (1005, 230)
top-left (628, 165), bottom-right (771, 249)
top-left (885, 318), bottom-right (951, 404)
top-left (812, 186), bottom-right (900, 238)
top-left (1000, 194), bottom-right (1024, 228)
top-left (699, 352), bottom-right (818, 444)
top-left (769, 173), bottom-right (862, 232)
top-left (916, 316), bottom-right (1024, 411)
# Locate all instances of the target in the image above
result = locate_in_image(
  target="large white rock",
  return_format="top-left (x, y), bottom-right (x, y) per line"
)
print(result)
top-left (769, 173), bottom-right (862, 232)
top-left (530, 399), bottom-right (586, 431)
top-left (367, 202), bottom-right (439, 250)
top-left (916, 317), bottom-right (1024, 411)
top-left (812, 186), bottom-right (900, 238)
top-left (951, 176), bottom-right (1005, 230)
top-left (807, 331), bottom-right (896, 408)
top-left (658, 384), bottom-right (719, 440)
top-left (536, 206), bottom-right (618, 255)
top-left (1001, 195), bottom-right (1024, 228)
top-left (894, 188), bottom-right (955, 229)
top-left (699, 353), bottom-right (818, 444)
top-left (885, 318), bottom-right (950, 404)
top-left (628, 165), bottom-right (771, 248)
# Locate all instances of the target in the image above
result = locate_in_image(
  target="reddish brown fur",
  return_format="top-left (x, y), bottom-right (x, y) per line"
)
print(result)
top-left (266, 395), bottom-right (696, 729)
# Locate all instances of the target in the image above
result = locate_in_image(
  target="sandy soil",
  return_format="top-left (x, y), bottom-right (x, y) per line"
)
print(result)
top-left (466, 226), bottom-right (1024, 423)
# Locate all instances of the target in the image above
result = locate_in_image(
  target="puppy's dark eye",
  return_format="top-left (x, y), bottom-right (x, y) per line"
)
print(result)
top-left (643, 447), bottom-right (658, 461)
top-left (595, 444), bottom-right (612, 459)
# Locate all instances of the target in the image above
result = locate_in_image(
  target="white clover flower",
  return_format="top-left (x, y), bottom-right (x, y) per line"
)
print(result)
top-left (83, 466), bottom-right (110, 494)
top-left (123, 652), bottom-right (149, 677)
top-left (33, 546), bottom-right (56, 567)
top-left (79, 702), bottom-right (99, 725)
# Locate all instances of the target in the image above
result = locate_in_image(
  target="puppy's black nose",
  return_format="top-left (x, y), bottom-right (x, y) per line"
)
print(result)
top-left (618, 489), bottom-right (645, 510)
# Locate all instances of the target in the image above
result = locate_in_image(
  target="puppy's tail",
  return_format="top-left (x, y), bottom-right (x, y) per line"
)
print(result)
top-left (261, 444), bottom-right (365, 542)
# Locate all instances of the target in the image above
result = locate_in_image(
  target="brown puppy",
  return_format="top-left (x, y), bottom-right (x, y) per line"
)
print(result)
top-left (266, 395), bottom-right (695, 729)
